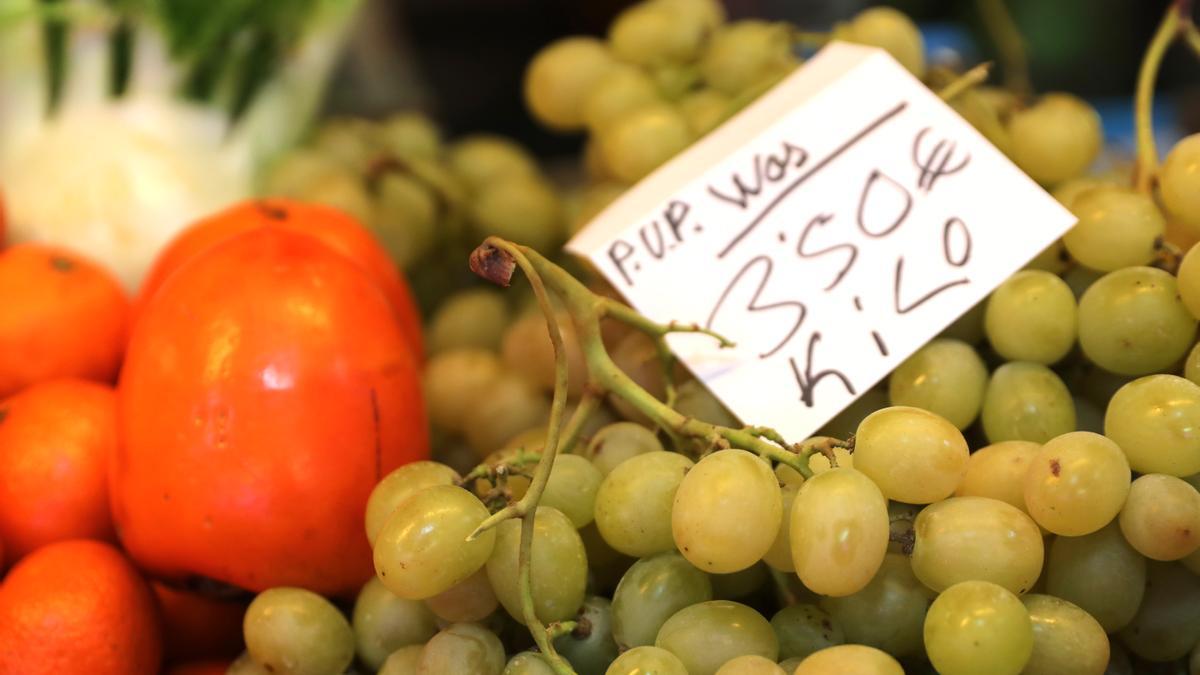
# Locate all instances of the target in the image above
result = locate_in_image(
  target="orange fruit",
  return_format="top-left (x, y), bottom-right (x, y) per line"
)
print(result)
top-left (0, 539), bottom-right (162, 674)
top-left (0, 378), bottom-right (117, 562)
top-left (0, 244), bottom-right (129, 398)
top-left (153, 581), bottom-right (245, 663)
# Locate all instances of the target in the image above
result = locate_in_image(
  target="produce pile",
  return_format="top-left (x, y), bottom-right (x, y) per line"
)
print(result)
top-left (2, 1), bottom-right (1200, 675)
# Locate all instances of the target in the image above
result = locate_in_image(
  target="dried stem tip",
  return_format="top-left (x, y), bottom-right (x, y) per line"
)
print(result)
top-left (470, 241), bottom-right (517, 287)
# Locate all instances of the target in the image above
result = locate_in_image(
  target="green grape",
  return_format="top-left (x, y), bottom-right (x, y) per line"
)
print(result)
top-left (700, 20), bottom-right (796, 95)
top-left (609, 2), bottom-right (706, 66)
top-left (1118, 561), bottom-right (1200, 662)
top-left (1159, 133), bottom-right (1200, 236)
top-left (672, 449), bottom-right (782, 572)
top-left (1119, 474), bottom-right (1200, 561)
top-left (380, 113), bottom-right (441, 161)
top-left (938, 299), bottom-right (986, 344)
top-left (352, 577), bottom-right (438, 671)
top-left (911, 497), bottom-right (1044, 594)
top-left (775, 463), bottom-right (805, 488)
top-left (838, 7), bottom-right (926, 77)
top-left (446, 134), bottom-right (539, 193)
top-left (656, 600), bottom-right (779, 675)
top-left (652, 62), bottom-right (705, 100)
top-left (1064, 187), bottom-right (1164, 271)
top-left (487, 506), bottom-right (587, 625)
top-left (464, 376), bottom-right (551, 456)
top-left (373, 172), bottom-right (440, 268)
top-left (1105, 374), bottom-right (1200, 476)
top-left (585, 421), bottom-right (664, 476)
top-left (263, 149), bottom-right (340, 197)
top-left (228, 652), bottom-right (271, 675)
top-left (471, 174), bottom-right (563, 254)
top-left (542, 454), bottom-right (604, 529)
top-left (792, 645), bottom-right (904, 675)
top-left (1023, 239), bottom-right (1069, 275)
top-left (771, 604), bottom-right (844, 661)
top-left (1046, 521), bottom-right (1146, 632)
top-left (1180, 244), bottom-right (1200, 320)
top-left (598, 104), bottom-right (692, 183)
top-left (651, 0), bottom-right (726, 30)
top-left (374, 485), bottom-right (496, 599)
top-left (853, 406), bottom-right (969, 504)
top-left (611, 551), bottom-right (713, 648)
top-left (606, 646), bottom-right (689, 675)
top-left (243, 587), bottom-right (354, 675)
top-left (570, 182), bottom-right (627, 234)
top-left (608, 331), bottom-right (670, 424)
top-left (423, 569), bottom-right (498, 623)
top-left (312, 118), bottom-right (379, 171)
top-left (423, 349), bottom-right (507, 434)
top-left (504, 651), bottom-right (556, 675)
top-left (714, 654), bottom-right (786, 674)
top-left (416, 622), bottom-right (505, 675)
top-left (427, 288), bottom-right (510, 354)
top-left (923, 580), bottom-right (1033, 675)
top-left (820, 553), bottom-right (933, 658)
top-left (981, 362), bottom-right (1075, 444)
top-left (501, 310), bottom-right (588, 396)
top-left (583, 64), bottom-right (663, 133)
top-left (711, 562), bottom-right (768, 600)
top-left (675, 379), bottom-right (740, 427)
top-left (1051, 177), bottom-right (1107, 209)
top-left (680, 88), bottom-right (732, 137)
top-left (777, 657), bottom-right (804, 672)
top-left (365, 461), bottom-right (461, 545)
top-left (378, 644), bottom-right (424, 675)
top-left (763, 484), bottom-right (798, 572)
top-left (806, 444), bottom-right (854, 475)
top-left (1007, 93), bottom-right (1102, 187)
top-left (1024, 431), bottom-right (1130, 536)
top-left (954, 440), bottom-right (1040, 514)
top-left (887, 339), bottom-right (988, 430)
top-left (1021, 594), bottom-right (1110, 675)
top-left (817, 387), bottom-right (889, 438)
top-left (554, 596), bottom-right (620, 675)
top-left (580, 522), bottom-right (637, 595)
top-left (595, 451), bottom-right (692, 556)
top-left (524, 37), bottom-right (617, 131)
top-left (985, 271), bottom-right (1078, 364)
top-left (790, 468), bottom-right (890, 597)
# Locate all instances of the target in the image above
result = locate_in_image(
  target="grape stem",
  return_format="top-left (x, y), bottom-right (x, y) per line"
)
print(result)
top-left (936, 63), bottom-right (993, 103)
top-left (975, 0), bottom-right (1032, 99)
top-left (1133, 0), bottom-right (1191, 193)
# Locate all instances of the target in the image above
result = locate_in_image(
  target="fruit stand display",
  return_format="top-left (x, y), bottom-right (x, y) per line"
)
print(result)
top-left (0, 0), bottom-right (1199, 674)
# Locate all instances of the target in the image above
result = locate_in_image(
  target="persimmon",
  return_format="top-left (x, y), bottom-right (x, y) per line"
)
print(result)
top-left (137, 198), bottom-right (424, 360)
top-left (0, 378), bottom-right (117, 563)
top-left (0, 244), bottom-right (129, 398)
top-left (152, 581), bottom-right (246, 664)
top-left (114, 228), bottom-right (428, 597)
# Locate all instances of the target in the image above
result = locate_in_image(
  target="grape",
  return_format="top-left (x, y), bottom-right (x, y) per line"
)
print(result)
top-left (1064, 187), bottom-right (1164, 271)
top-left (923, 580), bottom-right (1033, 675)
top-left (424, 349), bottom-right (507, 433)
top-left (711, 562), bottom-right (768, 600)
top-left (770, 604), bottom-right (844, 661)
top-left (1046, 521), bottom-right (1146, 632)
top-left (1024, 239), bottom-right (1069, 275)
top-left (595, 451), bottom-right (692, 556)
top-left (228, 653), bottom-right (271, 675)
top-left (427, 288), bottom-right (511, 354)
top-left (777, 657), bottom-right (804, 672)
top-left (487, 506), bottom-right (587, 625)
top-left (806, 444), bottom-right (854, 475)
top-left (611, 551), bottom-right (713, 648)
top-left (609, 2), bottom-right (706, 66)
top-left (853, 406), bottom-right (969, 504)
top-left (605, 646), bottom-right (688, 675)
top-left (1007, 93), bottom-right (1102, 187)
top-left (1159, 133), bottom-right (1200, 236)
top-left (374, 485), bottom-right (496, 599)
top-left (820, 553), bottom-right (933, 658)
top-left (775, 462), bottom-right (805, 488)
top-left (714, 654), bottom-right (786, 675)
top-left (504, 651), bottom-right (556, 675)
top-left (570, 182), bottom-right (627, 234)
top-left (887, 339), bottom-right (987, 429)
top-left (1119, 561), bottom-right (1200, 662)
top-left (1051, 177), bottom-right (1107, 209)
top-left (656, 600), bottom-right (779, 675)
top-left (374, 172), bottom-right (440, 268)
top-left (598, 104), bottom-right (693, 183)
top-left (1021, 594), bottom-right (1110, 675)
top-left (981, 362), bottom-right (1076, 444)
top-left (817, 387), bottom-right (889, 439)
top-left (1105, 374), bottom-right (1200, 476)
top-left (911, 496), bottom-right (1044, 594)
top-left (554, 596), bottom-right (620, 675)
top-left (243, 587), bottom-right (355, 675)
top-left (1024, 431), bottom-right (1130, 536)
top-left (608, 331), bottom-right (669, 424)
top-left (651, 0), bottom-right (726, 30)
top-left (700, 20), bottom-right (796, 95)
top-left (352, 577), bottom-right (438, 670)
top-left (264, 149), bottom-right (340, 196)
top-left (938, 299), bottom-right (986, 344)
top-left (791, 645), bottom-right (904, 675)
top-left (365, 461), bottom-right (461, 545)
top-left (501, 310), bottom-right (588, 397)
top-left (790, 468), bottom-right (890, 597)
top-left (680, 89), bottom-right (732, 137)
top-left (585, 421), bottom-right (664, 476)
top-left (1120, 473), bottom-right (1200, 562)
top-left (1179, 244), bottom-right (1200, 320)
top-left (471, 174), bottom-right (563, 254)
top-left (954, 440), bottom-right (1040, 515)
top-left (465, 376), bottom-right (552, 456)
top-left (379, 645), bottom-right (424, 675)
top-left (672, 449), bottom-right (782, 572)
top-left (580, 522), bottom-right (637, 595)
top-left (839, 7), bottom-right (926, 77)
top-left (762, 484), bottom-right (798, 572)
top-left (424, 569), bottom-right (499, 623)
top-left (583, 65), bottom-right (664, 134)
top-left (524, 37), bottom-right (617, 131)
top-left (446, 134), bottom-right (539, 193)
top-left (542, 454), bottom-right (604, 529)
top-left (416, 623), bottom-right (505, 675)
top-left (379, 112), bottom-right (441, 161)
top-left (985, 271), bottom-right (1078, 364)
top-left (675, 378), bottom-right (740, 427)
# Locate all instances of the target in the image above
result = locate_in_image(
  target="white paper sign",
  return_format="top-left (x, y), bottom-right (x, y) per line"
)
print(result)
top-left (567, 42), bottom-right (1077, 442)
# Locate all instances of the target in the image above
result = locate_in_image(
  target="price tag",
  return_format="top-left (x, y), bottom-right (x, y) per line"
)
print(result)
top-left (566, 42), bottom-right (1076, 442)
